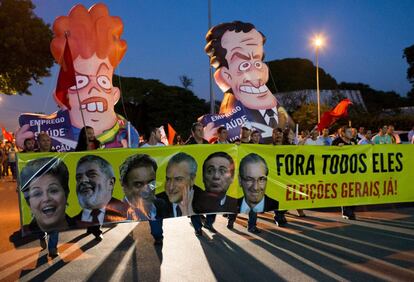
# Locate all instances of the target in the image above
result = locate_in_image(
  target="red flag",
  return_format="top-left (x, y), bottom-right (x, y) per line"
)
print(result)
top-left (2, 127), bottom-right (13, 142)
top-left (317, 99), bottom-right (353, 131)
top-left (55, 38), bottom-right (76, 110)
top-left (167, 123), bottom-right (177, 145)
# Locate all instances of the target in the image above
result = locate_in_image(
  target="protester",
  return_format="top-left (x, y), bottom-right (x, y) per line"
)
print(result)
top-left (372, 126), bottom-right (392, 144)
top-left (35, 132), bottom-right (57, 152)
top-left (386, 125), bottom-right (401, 144)
top-left (317, 128), bottom-right (332, 146)
top-left (140, 127), bottom-right (165, 147)
top-left (249, 129), bottom-right (261, 144)
top-left (332, 126), bottom-right (357, 220)
top-left (75, 126), bottom-right (101, 151)
top-left (214, 126), bottom-right (230, 144)
top-left (22, 138), bottom-right (36, 152)
top-left (20, 157), bottom-right (74, 258)
top-left (185, 122), bottom-right (213, 236)
top-left (185, 122), bottom-right (209, 145)
top-left (408, 126), bottom-right (414, 142)
top-left (7, 143), bottom-right (17, 181)
top-left (120, 154), bottom-right (168, 245)
top-left (74, 155), bottom-right (130, 241)
top-left (158, 152), bottom-right (197, 217)
top-left (358, 129), bottom-right (373, 145)
top-left (304, 130), bottom-right (321, 145)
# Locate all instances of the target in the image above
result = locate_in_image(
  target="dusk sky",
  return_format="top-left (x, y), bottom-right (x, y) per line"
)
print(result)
top-left (1, 0), bottom-right (413, 131)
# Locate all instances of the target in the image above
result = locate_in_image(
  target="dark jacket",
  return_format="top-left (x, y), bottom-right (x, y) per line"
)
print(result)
top-left (236, 195), bottom-right (279, 213)
top-left (74, 197), bottom-right (131, 228)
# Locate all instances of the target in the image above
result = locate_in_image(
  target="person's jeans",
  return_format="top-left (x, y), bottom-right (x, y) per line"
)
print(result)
top-left (149, 219), bottom-right (163, 240)
top-left (48, 231), bottom-right (59, 251)
top-left (248, 210), bottom-right (257, 230)
top-left (190, 214), bottom-right (216, 231)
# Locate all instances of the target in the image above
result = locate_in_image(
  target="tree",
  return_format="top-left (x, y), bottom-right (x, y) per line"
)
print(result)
top-left (113, 75), bottom-right (209, 138)
top-left (0, 0), bottom-right (54, 95)
top-left (403, 44), bottom-right (414, 84)
top-left (403, 44), bottom-right (414, 102)
top-left (292, 102), bottom-right (330, 130)
top-left (266, 58), bottom-right (338, 93)
top-left (179, 75), bottom-right (193, 89)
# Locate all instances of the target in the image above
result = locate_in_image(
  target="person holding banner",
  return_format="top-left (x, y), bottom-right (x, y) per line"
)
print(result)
top-left (35, 132), bottom-right (57, 152)
top-left (140, 127), bottom-right (165, 147)
top-left (332, 126), bottom-right (357, 220)
top-left (185, 122), bottom-right (209, 145)
top-left (158, 152), bottom-right (198, 218)
top-left (74, 155), bottom-right (130, 241)
top-left (20, 157), bottom-right (75, 258)
top-left (213, 126), bottom-right (230, 144)
top-left (120, 154), bottom-right (168, 245)
top-left (231, 153), bottom-right (279, 233)
top-left (192, 152), bottom-right (238, 233)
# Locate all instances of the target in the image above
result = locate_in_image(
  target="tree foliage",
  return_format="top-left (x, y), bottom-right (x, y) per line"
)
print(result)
top-left (179, 75), bottom-right (193, 89)
top-left (292, 102), bottom-right (330, 131)
top-left (403, 44), bottom-right (414, 85)
top-left (113, 75), bottom-right (209, 139)
top-left (0, 0), bottom-right (54, 95)
top-left (338, 82), bottom-right (412, 112)
top-left (266, 58), bottom-right (338, 93)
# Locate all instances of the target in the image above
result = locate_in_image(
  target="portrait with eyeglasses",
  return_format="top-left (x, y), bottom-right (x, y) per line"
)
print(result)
top-left (238, 153), bottom-right (278, 213)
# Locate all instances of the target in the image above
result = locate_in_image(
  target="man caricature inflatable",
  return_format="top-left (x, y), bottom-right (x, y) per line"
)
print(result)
top-left (201, 21), bottom-right (294, 143)
top-left (17, 4), bottom-right (139, 151)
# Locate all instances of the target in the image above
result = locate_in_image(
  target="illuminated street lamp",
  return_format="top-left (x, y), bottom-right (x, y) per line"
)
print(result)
top-left (312, 35), bottom-right (325, 124)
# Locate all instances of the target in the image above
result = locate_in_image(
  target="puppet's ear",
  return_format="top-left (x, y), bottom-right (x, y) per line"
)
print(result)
top-left (214, 67), bottom-right (232, 93)
top-left (112, 87), bottom-right (120, 105)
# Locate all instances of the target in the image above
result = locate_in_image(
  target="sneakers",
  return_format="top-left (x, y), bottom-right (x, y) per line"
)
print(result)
top-left (248, 227), bottom-right (261, 234)
top-left (195, 229), bottom-right (203, 237)
top-left (274, 213), bottom-right (287, 227)
top-left (48, 248), bottom-right (59, 258)
top-left (342, 213), bottom-right (356, 220)
top-left (94, 234), bottom-right (104, 242)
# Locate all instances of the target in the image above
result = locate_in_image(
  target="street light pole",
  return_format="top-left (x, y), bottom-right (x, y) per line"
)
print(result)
top-left (312, 35), bottom-right (324, 124)
top-left (316, 47), bottom-right (320, 124)
top-left (208, 0), bottom-right (215, 114)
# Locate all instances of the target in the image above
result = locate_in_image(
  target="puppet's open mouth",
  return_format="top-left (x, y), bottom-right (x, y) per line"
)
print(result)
top-left (240, 85), bottom-right (269, 95)
top-left (80, 97), bottom-right (108, 113)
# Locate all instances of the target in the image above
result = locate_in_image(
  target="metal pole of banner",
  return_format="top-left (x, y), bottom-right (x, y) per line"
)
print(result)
top-left (208, 0), bottom-right (215, 115)
top-left (16, 156), bottom-right (25, 236)
top-left (127, 121), bottom-right (131, 148)
top-left (65, 32), bottom-right (88, 147)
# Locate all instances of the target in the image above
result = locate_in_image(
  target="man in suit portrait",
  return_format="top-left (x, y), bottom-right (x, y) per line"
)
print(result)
top-left (75, 154), bottom-right (130, 241)
top-left (119, 153), bottom-right (168, 245)
top-left (228, 153), bottom-right (279, 233)
top-left (192, 152), bottom-right (238, 234)
top-left (203, 21), bottom-right (294, 143)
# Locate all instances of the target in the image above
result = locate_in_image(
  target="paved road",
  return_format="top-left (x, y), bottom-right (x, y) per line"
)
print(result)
top-left (0, 176), bottom-right (413, 281)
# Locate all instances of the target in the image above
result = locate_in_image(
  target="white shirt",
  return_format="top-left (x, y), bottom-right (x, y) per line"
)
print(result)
top-left (81, 208), bottom-right (105, 224)
top-left (240, 197), bottom-right (265, 213)
top-left (140, 142), bottom-right (165, 147)
top-left (172, 188), bottom-right (194, 217)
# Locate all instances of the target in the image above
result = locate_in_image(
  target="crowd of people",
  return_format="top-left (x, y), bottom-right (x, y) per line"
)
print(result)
top-left (3, 121), bottom-right (413, 259)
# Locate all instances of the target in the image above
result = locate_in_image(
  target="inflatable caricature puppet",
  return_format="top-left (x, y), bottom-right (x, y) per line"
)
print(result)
top-left (17, 4), bottom-right (139, 151)
top-left (200, 21), bottom-right (294, 143)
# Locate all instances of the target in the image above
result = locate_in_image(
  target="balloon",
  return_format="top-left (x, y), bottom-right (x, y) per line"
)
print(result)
top-left (200, 21), bottom-right (294, 143)
top-left (16, 4), bottom-right (138, 151)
